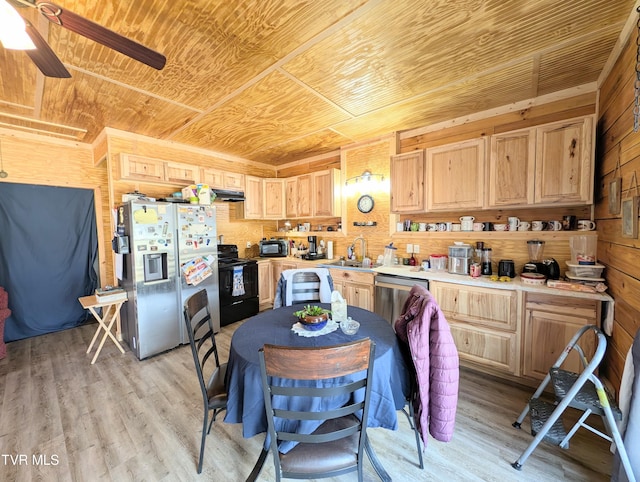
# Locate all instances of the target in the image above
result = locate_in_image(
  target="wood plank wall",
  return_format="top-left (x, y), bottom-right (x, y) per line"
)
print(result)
top-left (594, 26), bottom-right (640, 392)
top-left (0, 129), bottom-right (109, 283)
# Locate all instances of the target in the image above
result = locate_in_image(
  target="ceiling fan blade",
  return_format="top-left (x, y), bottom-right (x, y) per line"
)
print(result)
top-left (36, 1), bottom-right (166, 70)
top-left (24, 20), bottom-right (71, 78)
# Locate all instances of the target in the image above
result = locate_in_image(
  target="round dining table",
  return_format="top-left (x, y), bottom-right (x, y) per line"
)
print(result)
top-left (224, 303), bottom-right (409, 481)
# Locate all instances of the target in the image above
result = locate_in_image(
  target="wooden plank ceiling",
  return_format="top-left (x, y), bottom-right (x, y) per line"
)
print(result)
top-left (0, 0), bottom-right (635, 164)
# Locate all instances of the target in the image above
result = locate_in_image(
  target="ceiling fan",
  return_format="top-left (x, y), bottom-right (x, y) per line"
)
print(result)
top-left (1, 0), bottom-right (166, 78)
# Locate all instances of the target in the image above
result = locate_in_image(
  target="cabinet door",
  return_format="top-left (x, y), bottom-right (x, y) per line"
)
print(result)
top-left (426, 138), bottom-right (485, 211)
top-left (488, 129), bottom-right (535, 207)
top-left (200, 168), bottom-right (224, 189)
top-left (285, 178), bottom-right (298, 218)
top-left (313, 169), bottom-right (341, 217)
top-left (430, 282), bottom-right (517, 330)
top-left (343, 283), bottom-right (374, 311)
top-left (224, 172), bottom-right (245, 190)
top-left (258, 261), bottom-right (273, 309)
top-left (244, 176), bottom-right (264, 219)
top-left (523, 295), bottom-right (598, 381)
top-left (165, 162), bottom-right (200, 185)
top-left (390, 151), bottom-right (425, 213)
top-left (297, 174), bottom-right (313, 217)
top-left (264, 178), bottom-right (285, 219)
top-left (449, 322), bottom-right (519, 374)
top-left (120, 154), bottom-right (165, 182)
top-left (273, 261), bottom-right (298, 290)
top-left (534, 116), bottom-right (593, 205)
top-left (328, 269), bottom-right (374, 311)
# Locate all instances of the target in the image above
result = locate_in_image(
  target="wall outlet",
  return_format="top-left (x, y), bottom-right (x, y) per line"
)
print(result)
top-left (414, 245), bottom-right (420, 254)
top-left (246, 241), bottom-right (252, 248)
top-left (406, 243), bottom-right (413, 253)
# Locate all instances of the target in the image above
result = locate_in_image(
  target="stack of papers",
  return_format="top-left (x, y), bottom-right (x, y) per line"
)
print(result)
top-left (95, 287), bottom-right (127, 303)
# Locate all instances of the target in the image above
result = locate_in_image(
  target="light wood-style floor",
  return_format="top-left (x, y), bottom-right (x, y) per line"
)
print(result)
top-left (0, 319), bottom-right (612, 481)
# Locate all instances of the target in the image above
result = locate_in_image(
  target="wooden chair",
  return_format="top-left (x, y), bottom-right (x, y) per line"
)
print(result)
top-left (273, 268), bottom-right (333, 307)
top-left (183, 289), bottom-right (228, 474)
top-left (258, 338), bottom-right (375, 481)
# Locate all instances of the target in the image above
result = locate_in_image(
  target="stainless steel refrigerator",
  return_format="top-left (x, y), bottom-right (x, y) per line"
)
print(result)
top-left (174, 203), bottom-right (220, 344)
top-left (120, 200), bottom-right (220, 360)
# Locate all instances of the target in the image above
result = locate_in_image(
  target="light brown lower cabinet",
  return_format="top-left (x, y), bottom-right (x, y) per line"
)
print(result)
top-left (430, 281), bottom-right (520, 376)
top-left (329, 269), bottom-right (374, 311)
top-left (272, 260), bottom-right (299, 293)
top-left (522, 293), bottom-right (598, 381)
top-left (257, 260), bottom-right (273, 310)
top-left (431, 282), bottom-right (604, 384)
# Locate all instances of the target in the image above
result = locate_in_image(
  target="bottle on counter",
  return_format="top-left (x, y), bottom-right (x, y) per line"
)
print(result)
top-left (409, 253), bottom-right (417, 266)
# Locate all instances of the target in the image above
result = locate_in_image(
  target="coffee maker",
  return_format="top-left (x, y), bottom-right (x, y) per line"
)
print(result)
top-left (304, 235), bottom-right (326, 260)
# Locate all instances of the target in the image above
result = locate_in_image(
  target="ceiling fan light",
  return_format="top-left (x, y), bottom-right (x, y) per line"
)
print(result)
top-left (0, 0), bottom-right (36, 50)
top-left (0, 31), bottom-right (37, 51)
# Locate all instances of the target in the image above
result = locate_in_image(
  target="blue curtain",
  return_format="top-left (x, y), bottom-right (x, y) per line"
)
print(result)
top-left (0, 183), bottom-right (99, 341)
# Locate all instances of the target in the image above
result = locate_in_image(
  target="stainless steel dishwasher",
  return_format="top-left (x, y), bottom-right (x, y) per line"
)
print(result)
top-left (374, 274), bottom-right (429, 325)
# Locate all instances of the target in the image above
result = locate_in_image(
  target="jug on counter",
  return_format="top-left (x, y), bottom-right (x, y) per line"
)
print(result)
top-left (383, 243), bottom-right (397, 267)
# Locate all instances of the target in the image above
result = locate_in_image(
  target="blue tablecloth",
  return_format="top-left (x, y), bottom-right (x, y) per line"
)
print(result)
top-left (224, 303), bottom-right (409, 451)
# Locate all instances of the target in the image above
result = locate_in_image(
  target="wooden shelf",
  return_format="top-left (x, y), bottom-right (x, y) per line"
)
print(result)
top-left (391, 230), bottom-right (596, 240)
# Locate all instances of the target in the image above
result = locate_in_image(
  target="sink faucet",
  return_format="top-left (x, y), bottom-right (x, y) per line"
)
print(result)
top-left (353, 236), bottom-right (367, 262)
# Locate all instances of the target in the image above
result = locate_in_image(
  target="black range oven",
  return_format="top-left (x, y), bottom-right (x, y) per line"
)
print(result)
top-left (217, 244), bottom-right (259, 326)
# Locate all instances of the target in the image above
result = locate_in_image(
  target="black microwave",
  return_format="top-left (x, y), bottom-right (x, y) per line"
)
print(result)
top-left (259, 239), bottom-right (288, 257)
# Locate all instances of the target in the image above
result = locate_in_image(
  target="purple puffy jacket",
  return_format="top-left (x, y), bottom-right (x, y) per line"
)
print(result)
top-left (394, 284), bottom-right (459, 445)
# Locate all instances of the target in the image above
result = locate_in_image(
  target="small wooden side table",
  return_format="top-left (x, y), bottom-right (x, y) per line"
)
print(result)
top-left (79, 294), bottom-right (127, 364)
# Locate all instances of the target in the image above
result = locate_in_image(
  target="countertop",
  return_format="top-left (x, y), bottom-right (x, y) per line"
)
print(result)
top-left (372, 265), bottom-right (613, 302)
top-left (258, 256), bottom-right (613, 302)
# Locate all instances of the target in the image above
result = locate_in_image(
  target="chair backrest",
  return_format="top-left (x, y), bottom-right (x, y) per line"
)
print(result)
top-left (183, 289), bottom-right (221, 397)
top-left (259, 338), bottom-right (375, 479)
top-left (291, 271), bottom-right (322, 304)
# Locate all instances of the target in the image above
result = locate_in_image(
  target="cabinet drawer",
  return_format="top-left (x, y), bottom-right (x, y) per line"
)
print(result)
top-left (431, 282), bottom-right (517, 330)
top-left (329, 269), bottom-right (374, 285)
top-left (450, 322), bottom-right (519, 375)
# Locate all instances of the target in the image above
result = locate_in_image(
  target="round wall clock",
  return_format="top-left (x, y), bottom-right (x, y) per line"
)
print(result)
top-left (357, 194), bottom-right (374, 213)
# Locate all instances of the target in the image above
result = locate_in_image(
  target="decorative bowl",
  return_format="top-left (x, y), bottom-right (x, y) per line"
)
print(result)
top-left (340, 318), bottom-right (360, 335)
top-left (298, 314), bottom-right (328, 331)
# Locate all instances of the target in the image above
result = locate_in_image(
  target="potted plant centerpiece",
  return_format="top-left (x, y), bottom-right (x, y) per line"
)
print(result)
top-left (293, 305), bottom-right (331, 331)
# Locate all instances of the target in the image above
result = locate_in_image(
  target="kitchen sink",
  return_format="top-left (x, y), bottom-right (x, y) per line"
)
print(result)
top-left (323, 260), bottom-right (381, 270)
top-left (327, 259), bottom-right (363, 267)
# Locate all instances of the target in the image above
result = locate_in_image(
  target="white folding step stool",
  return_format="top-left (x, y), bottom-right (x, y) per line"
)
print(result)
top-left (511, 325), bottom-right (635, 482)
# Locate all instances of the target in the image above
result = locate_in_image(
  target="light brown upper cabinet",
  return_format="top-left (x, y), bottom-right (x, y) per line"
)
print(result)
top-left (390, 150), bottom-right (425, 213)
top-left (201, 169), bottom-right (245, 191)
top-left (120, 154), bottom-right (166, 183)
top-left (244, 175), bottom-right (264, 219)
top-left (263, 178), bottom-right (286, 219)
top-left (426, 138), bottom-right (486, 211)
top-left (534, 116), bottom-right (593, 205)
top-left (223, 172), bottom-right (245, 191)
top-left (165, 161), bottom-right (200, 185)
top-left (201, 169), bottom-right (224, 188)
top-left (288, 174), bottom-right (312, 218)
top-left (488, 128), bottom-right (535, 207)
top-left (285, 177), bottom-right (298, 218)
top-left (312, 169), bottom-right (341, 217)
top-left (488, 116), bottom-right (594, 208)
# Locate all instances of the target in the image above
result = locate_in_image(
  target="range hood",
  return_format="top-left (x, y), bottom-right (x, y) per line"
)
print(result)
top-left (212, 189), bottom-right (245, 202)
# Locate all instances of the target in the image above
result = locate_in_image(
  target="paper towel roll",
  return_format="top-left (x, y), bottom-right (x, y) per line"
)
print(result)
top-left (327, 241), bottom-right (333, 260)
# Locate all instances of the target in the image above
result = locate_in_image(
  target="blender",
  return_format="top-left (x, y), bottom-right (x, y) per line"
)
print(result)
top-left (523, 240), bottom-right (546, 275)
